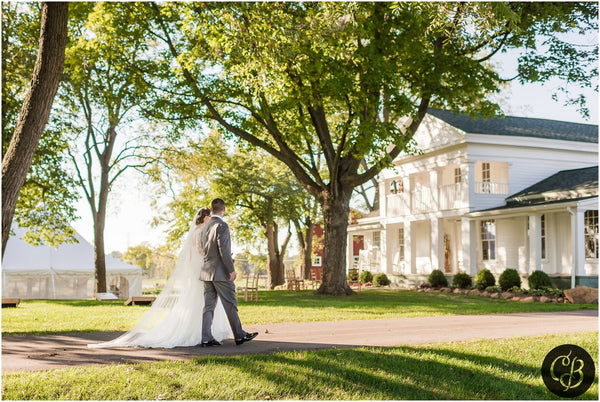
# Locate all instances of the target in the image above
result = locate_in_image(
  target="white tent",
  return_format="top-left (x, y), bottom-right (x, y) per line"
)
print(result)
top-left (2, 226), bottom-right (142, 299)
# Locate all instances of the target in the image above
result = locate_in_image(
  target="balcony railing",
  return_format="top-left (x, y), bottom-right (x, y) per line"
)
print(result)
top-left (411, 187), bottom-right (434, 213)
top-left (475, 181), bottom-right (509, 194)
top-left (439, 183), bottom-right (464, 210)
top-left (387, 194), bottom-right (409, 216)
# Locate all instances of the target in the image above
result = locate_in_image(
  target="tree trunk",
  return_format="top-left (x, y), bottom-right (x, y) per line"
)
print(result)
top-left (1, 2), bottom-right (68, 257)
top-left (265, 222), bottom-right (285, 289)
top-left (303, 220), bottom-right (315, 280)
top-left (315, 187), bottom-right (354, 296)
top-left (94, 214), bottom-right (107, 294)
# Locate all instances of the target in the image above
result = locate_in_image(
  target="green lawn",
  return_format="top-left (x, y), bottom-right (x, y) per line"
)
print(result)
top-left (2, 331), bottom-right (597, 400)
top-left (2, 289), bottom-right (597, 335)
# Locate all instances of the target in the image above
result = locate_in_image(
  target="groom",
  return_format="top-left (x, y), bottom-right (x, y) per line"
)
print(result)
top-left (199, 198), bottom-right (258, 347)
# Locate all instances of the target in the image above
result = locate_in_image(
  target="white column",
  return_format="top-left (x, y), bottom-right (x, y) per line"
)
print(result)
top-left (429, 169), bottom-right (439, 210)
top-left (380, 225), bottom-right (388, 275)
top-left (379, 179), bottom-right (387, 217)
top-left (570, 208), bottom-right (585, 288)
top-left (431, 218), bottom-right (439, 270)
top-left (462, 218), bottom-right (478, 275)
top-left (407, 220), bottom-right (415, 274)
top-left (528, 214), bottom-right (542, 273)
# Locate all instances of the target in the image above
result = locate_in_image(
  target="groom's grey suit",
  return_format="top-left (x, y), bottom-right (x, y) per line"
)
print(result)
top-left (199, 215), bottom-right (245, 342)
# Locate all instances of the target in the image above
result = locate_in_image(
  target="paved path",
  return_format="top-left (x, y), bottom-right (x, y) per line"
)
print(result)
top-left (2, 310), bottom-right (597, 372)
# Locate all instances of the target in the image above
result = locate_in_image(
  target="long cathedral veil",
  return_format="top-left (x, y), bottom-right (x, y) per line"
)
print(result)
top-left (88, 222), bottom-right (231, 348)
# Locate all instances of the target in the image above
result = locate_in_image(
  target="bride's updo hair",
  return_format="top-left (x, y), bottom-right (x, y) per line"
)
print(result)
top-left (195, 207), bottom-right (211, 225)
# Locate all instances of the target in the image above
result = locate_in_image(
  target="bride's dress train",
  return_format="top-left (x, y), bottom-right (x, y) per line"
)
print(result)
top-left (88, 224), bottom-right (231, 348)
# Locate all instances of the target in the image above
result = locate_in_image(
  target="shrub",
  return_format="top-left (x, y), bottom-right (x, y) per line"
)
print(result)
top-left (498, 268), bottom-right (521, 291)
top-left (428, 269), bottom-right (448, 288)
top-left (347, 269), bottom-right (359, 281)
top-left (475, 269), bottom-right (496, 290)
top-left (360, 270), bottom-right (373, 284)
top-left (528, 270), bottom-right (552, 290)
top-left (485, 285), bottom-right (501, 293)
top-left (373, 273), bottom-right (391, 287)
top-left (452, 272), bottom-right (472, 289)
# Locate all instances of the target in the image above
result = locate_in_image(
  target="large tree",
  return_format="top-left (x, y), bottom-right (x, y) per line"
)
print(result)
top-left (147, 2), bottom-right (597, 295)
top-left (1, 2), bottom-right (69, 256)
top-left (147, 130), bottom-right (312, 288)
top-left (2, 3), bottom-right (79, 248)
top-left (60, 2), bottom-right (155, 293)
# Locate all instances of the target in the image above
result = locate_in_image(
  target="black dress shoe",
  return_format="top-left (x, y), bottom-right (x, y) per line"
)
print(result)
top-left (201, 339), bottom-right (223, 347)
top-left (235, 332), bottom-right (258, 345)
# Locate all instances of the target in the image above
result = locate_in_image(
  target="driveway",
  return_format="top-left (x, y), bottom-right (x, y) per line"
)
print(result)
top-left (2, 310), bottom-right (597, 372)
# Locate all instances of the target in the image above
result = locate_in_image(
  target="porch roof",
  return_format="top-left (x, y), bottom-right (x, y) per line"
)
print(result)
top-left (505, 166), bottom-right (598, 207)
top-left (469, 166), bottom-right (598, 216)
top-left (427, 108), bottom-right (598, 143)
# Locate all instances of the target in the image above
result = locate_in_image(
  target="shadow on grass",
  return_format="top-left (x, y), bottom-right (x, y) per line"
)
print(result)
top-left (191, 345), bottom-right (597, 400)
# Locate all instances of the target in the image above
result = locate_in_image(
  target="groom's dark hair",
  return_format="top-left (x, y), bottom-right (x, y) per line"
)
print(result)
top-left (211, 198), bottom-right (226, 214)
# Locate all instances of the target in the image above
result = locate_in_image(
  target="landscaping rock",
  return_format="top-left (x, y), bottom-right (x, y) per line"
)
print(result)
top-left (539, 296), bottom-right (552, 303)
top-left (564, 286), bottom-right (598, 304)
top-left (467, 289), bottom-right (481, 296)
top-left (440, 287), bottom-right (452, 293)
top-left (489, 292), bottom-right (500, 299)
top-left (500, 292), bottom-right (513, 300)
top-left (520, 296), bottom-right (538, 303)
top-left (453, 288), bottom-right (462, 294)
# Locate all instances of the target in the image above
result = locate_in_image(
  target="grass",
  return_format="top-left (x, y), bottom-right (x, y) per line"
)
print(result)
top-left (2, 289), bottom-right (597, 335)
top-left (2, 331), bottom-right (597, 400)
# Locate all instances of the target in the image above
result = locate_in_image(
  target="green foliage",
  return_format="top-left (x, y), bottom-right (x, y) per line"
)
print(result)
top-left (498, 269), bottom-right (522, 291)
top-left (475, 269), bottom-right (496, 290)
top-left (359, 270), bottom-right (373, 284)
top-left (527, 270), bottom-right (553, 290)
top-left (2, 3), bottom-right (79, 245)
top-left (485, 286), bottom-right (501, 293)
top-left (347, 269), bottom-right (359, 281)
top-left (373, 273), bottom-right (391, 287)
top-left (428, 269), bottom-right (448, 288)
top-left (452, 272), bottom-right (472, 289)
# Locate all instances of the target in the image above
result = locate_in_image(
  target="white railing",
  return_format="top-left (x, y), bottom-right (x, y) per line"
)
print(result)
top-left (439, 183), bottom-right (464, 210)
top-left (411, 187), bottom-right (434, 213)
top-left (386, 194), bottom-right (409, 217)
top-left (475, 181), bottom-right (509, 194)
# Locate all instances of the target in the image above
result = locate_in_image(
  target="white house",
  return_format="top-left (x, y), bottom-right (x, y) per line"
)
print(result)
top-left (348, 109), bottom-right (598, 289)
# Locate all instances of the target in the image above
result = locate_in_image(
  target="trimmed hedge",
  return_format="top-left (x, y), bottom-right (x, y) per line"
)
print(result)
top-left (360, 270), bottom-right (373, 284)
top-left (475, 269), bottom-right (495, 290)
top-left (528, 270), bottom-right (552, 290)
top-left (452, 272), bottom-right (472, 289)
top-left (498, 268), bottom-right (521, 291)
top-left (373, 273), bottom-right (391, 286)
top-left (428, 269), bottom-right (448, 287)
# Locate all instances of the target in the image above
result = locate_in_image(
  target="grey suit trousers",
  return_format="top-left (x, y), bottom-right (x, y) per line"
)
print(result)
top-left (202, 280), bottom-right (245, 342)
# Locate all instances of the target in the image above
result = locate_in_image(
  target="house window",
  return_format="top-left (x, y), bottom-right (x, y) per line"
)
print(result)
top-left (454, 168), bottom-right (462, 184)
top-left (541, 214), bottom-right (546, 260)
top-left (482, 162), bottom-right (490, 182)
top-left (480, 220), bottom-right (496, 260)
top-left (390, 179), bottom-right (404, 194)
top-left (398, 228), bottom-right (405, 261)
top-left (313, 256), bottom-right (322, 266)
top-left (585, 210), bottom-right (598, 259)
top-left (373, 231), bottom-right (381, 249)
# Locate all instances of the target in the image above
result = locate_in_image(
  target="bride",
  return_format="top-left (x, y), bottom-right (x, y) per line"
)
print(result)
top-left (88, 208), bottom-right (231, 348)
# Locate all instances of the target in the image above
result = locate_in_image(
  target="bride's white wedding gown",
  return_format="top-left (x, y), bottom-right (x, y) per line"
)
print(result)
top-left (88, 224), bottom-right (231, 348)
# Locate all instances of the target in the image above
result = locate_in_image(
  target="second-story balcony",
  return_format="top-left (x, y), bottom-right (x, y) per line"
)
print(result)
top-left (386, 183), bottom-right (468, 217)
top-left (439, 182), bottom-right (465, 210)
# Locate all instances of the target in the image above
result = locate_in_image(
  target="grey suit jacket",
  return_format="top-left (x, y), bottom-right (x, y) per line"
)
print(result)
top-left (199, 216), bottom-right (235, 281)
